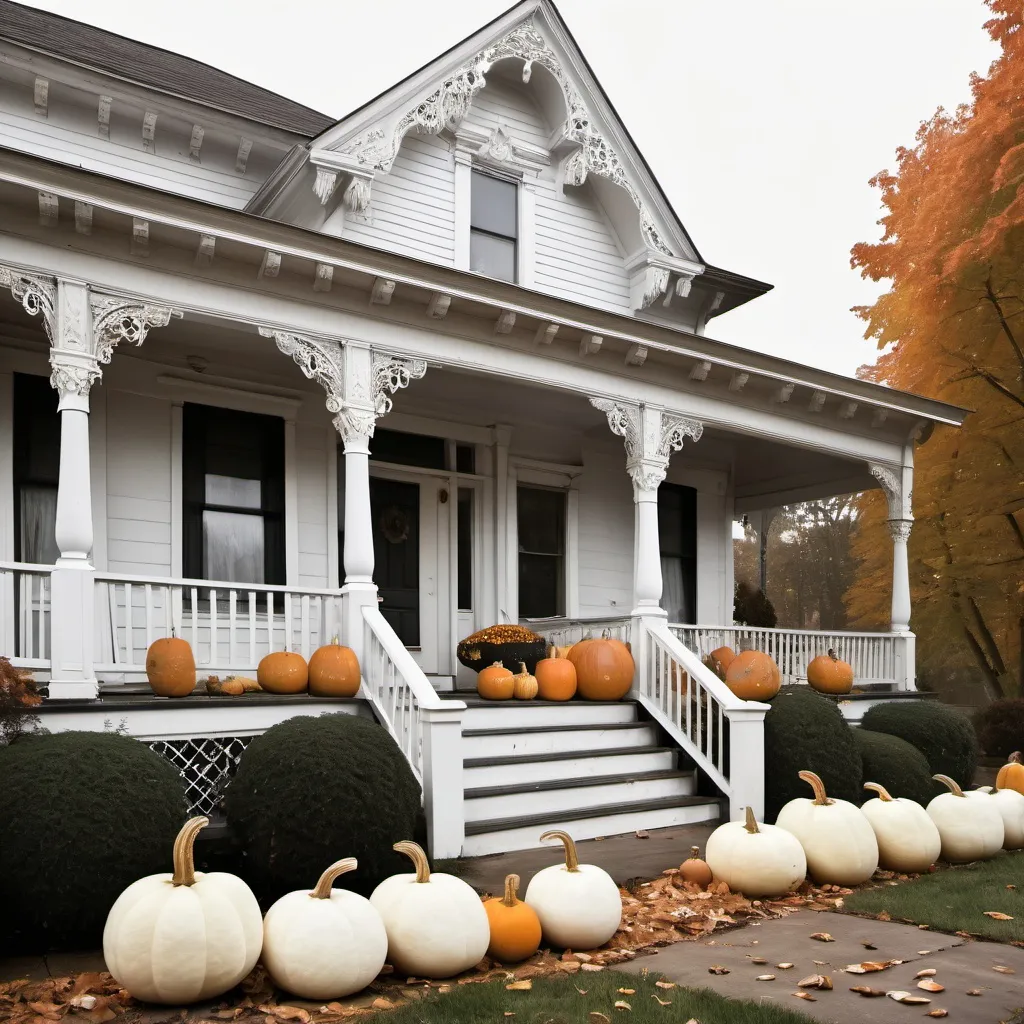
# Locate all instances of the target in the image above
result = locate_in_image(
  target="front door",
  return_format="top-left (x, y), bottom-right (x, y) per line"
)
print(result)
top-left (371, 478), bottom-right (421, 647)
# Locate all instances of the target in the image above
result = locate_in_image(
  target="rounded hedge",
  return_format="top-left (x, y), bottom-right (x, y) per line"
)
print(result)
top-left (0, 731), bottom-right (187, 952)
top-left (763, 685), bottom-right (863, 823)
top-left (974, 698), bottom-right (1024, 759)
top-left (852, 728), bottom-right (942, 806)
top-left (225, 712), bottom-right (421, 906)
top-left (860, 700), bottom-right (978, 789)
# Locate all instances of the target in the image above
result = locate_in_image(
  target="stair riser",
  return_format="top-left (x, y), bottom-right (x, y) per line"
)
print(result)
top-left (464, 749), bottom-right (675, 787)
top-left (463, 726), bottom-right (658, 759)
top-left (460, 703), bottom-right (637, 730)
top-left (462, 802), bottom-right (720, 856)
top-left (464, 775), bottom-right (695, 823)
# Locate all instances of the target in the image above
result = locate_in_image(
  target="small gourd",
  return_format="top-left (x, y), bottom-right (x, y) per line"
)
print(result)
top-left (103, 817), bottom-right (263, 1004)
top-left (146, 631), bottom-right (196, 697)
top-left (806, 649), bottom-right (854, 695)
top-left (512, 662), bottom-right (539, 700)
top-left (927, 774), bottom-right (1004, 863)
top-left (996, 752), bottom-right (1024, 796)
top-left (257, 650), bottom-right (309, 694)
top-left (524, 830), bottom-right (621, 949)
top-left (370, 841), bottom-right (489, 978)
top-left (775, 770), bottom-right (879, 885)
top-left (678, 846), bottom-right (713, 888)
top-left (483, 874), bottom-right (542, 963)
top-left (308, 637), bottom-right (361, 698)
top-left (860, 783), bottom-right (941, 873)
top-left (965, 784), bottom-right (1024, 851)
top-left (261, 858), bottom-right (387, 999)
top-left (704, 807), bottom-right (807, 897)
top-left (477, 662), bottom-right (515, 700)
top-left (535, 651), bottom-right (577, 701)
top-left (724, 650), bottom-right (781, 701)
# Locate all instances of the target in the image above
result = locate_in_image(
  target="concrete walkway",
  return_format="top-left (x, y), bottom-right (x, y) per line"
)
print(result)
top-left (622, 909), bottom-right (1024, 1023)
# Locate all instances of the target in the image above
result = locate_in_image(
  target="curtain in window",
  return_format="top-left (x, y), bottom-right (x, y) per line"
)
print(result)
top-left (20, 485), bottom-right (59, 564)
top-left (203, 511), bottom-right (264, 584)
top-left (661, 555), bottom-right (695, 623)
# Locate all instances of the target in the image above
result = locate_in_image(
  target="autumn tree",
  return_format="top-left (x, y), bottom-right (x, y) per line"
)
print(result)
top-left (847, 0), bottom-right (1024, 700)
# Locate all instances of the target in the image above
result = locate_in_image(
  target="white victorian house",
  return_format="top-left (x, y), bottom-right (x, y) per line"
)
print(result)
top-left (0, 0), bottom-right (964, 857)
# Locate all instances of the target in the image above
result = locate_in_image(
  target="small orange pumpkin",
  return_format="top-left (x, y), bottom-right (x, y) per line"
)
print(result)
top-left (568, 635), bottom-right (635, 701)
top-left (997, 752), bottom-right (1024, 796)
top-left (308, 637), bottom-right (361, 698)
top-left (724, 650), bottom-right (781, 701)
top-left (512, 663), bottom-right (539, 700)
top-left (535, 653), bottom-right (577, 701)
top-left (146, 632), bottom-right (196, 697)
top-left (679, 846), bottom-right (713, 888)
top-left (704, 646), bottom-right (736, 681)
top-left (477, 662), bottom-right (515, 701)
top-left (483, 873), bottom-right (542, 963)
top-left (806, 649), bottom-right (854, 695)
top-left (257, 650), bottom-right (309, 694)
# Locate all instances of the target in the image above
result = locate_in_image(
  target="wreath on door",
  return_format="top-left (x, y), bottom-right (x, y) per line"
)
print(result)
top-left (379, 505), bottom-right (411, 544)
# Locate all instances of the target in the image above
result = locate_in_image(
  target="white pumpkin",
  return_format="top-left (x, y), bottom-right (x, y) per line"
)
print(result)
top-left (524, 830), bottom-right (622, 949)
top-left (860, 782), bottom-right (941, 873)
top-left (262, 857), bottom-right (388, 999)
top-left (965, 786), bottom-right (1024, 851)
top-left (704, 806), bottom-right (807, 897)
top-left (370, 841), bottom-right (489, 978)
top-left (103, 817), bottom-right (263, 1004)
top-left (927, 774), bottom-right (1004, 862)
top-left (775, 770), bottom-right (879, 886)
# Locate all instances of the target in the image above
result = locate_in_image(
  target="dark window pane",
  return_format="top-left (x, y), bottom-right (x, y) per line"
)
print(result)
top-left (456, 444), bottom-right (475, 474)
top-left (519, 553), bottom-right (564, 618)
top-left (470, 231), bottom-right (516, 282)
top-left (13, 373), bottom-right (60, 564)
top-left (517, 487), bottom-right (565, 555)
top-left (370, 428), bottom-right (446, 470)
top-left (471, 171), bottom-right (517, 237)
top-left (658, 483), bottom-right (697, 558)
top-left (458, 488), bottom-right (473, 611)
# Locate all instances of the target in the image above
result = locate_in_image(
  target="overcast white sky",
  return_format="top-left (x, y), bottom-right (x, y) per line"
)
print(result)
top-left (24, 0), bottom-right (999, 377)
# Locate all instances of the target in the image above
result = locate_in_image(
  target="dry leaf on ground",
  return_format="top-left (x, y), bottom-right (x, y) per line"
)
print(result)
top-left (651, 995), bottom-right (672, 1006)
top-left (810, 932), bottom-right (834, 942)
top-left (505, 981), bottom-right (532, 991)
top-left (915, 969), bottom-right (936, 978)
top-left (792, 992), bottom-right (816, 1002)
top-left (707, 966), bottom-right (730, 975)
top-left (993, 965), bottom-right (1016, 974)
top-left (613, 999), bottom-right (632, 1010)
top-left (918, 980), bottom-right (945, 993)
top-left (849, 986), bottom-right (887, 997)
top-left (886, 991), bottom-right (931, 1004)
top-left (754, 975), bottom-right (775, 982)
top-left (925, 1011), bottom-right (949, 1018)
top-left (984, 912), bottom-right (1014, 920)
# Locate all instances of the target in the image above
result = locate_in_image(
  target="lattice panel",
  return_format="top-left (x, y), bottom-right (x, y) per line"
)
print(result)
top-left (147, 735), bottom-right (253, 817)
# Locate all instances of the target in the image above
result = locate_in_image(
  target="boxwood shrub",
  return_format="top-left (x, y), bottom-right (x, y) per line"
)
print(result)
top-left (974, 698), bottom-right (1024, 760)
top-left (852, 728), bottom-right (942, 806)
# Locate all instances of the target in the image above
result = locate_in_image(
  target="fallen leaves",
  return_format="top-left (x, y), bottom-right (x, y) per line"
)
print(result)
top-left (707, 965), bottom-right (730, 975)
top-left (810, 931), bottom-right (835, 942)
top-left (776, 962), bottom-right (794, 970)
top-left (887, 990), bottom-right (931, 1005)
top-left (792, 991), bottom-right (816, 1002)
top-left (797, 974), bottom-right (833, 990)
top-left (754, 975), bottom-right (776, 982)
top-left (651, 995), bottom-right (672, 1007)
top-left (915, 969), bottom-right (937, 978)
top-left (612, 999), bottom-right (632, 1011)
top-left (505, 980), bottom-right (533, 991)
top-left (966, 988), bottom-right (983, 996)
top-left (925, 1011), bottom-right (949, 1019)
top-left (983, 911), bottom-right (1014, 920)
top-left (845, 959), bottom-right (903, 974)
top-left (849, 986), bottom-right (887, 997)
top-left (918, 979), bottom-right (945, 993)
top-left (993, 965), bottom-right (1016, 974)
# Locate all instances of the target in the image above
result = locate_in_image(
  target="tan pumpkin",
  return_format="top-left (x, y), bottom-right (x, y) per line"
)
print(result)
top-left (724, 650), bottom-right (780, 702)
top-left (308, 638), bottom-right (361, 698)
top-left (806, 649), bottom-right (854, 695)
top-left (477, 662), bottom-right (515, 701)
top-left (535, 655), bottom-right (577, 701)
top-left (483, 873), bottom-right (542, 963)
top-left (146, 632), bottom-right (196, 697)
top-left (704, 646), bottom-right (736, 681)
top-left (568, 635), bottom-right (634, 701)
top-left (257, 650), bottom-right (309, 694)
top-left (512, 663), bottom-right (539, 700)
top-left (679, 846), bottom-right (713, 888)
top-left (997, 752), bottom-right (1024, 796)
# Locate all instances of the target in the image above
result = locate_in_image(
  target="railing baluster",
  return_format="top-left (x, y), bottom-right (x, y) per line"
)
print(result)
top-left (189, 587), bottom-right (198, 656)
top-left (301, 595), bottom-right (311, 658)
top-left (285, 593), bottom-right (293, 651)
top-left (229, 590), bottom-right (237, 668)
top-left (124, 583), bottom-right (134, 665)
top-left (210, 589), bottom-right (219, 669)
top-left (266, 592), bottom-right (275, 658)
top-left (144, 585), bottom-right (154, 652)
top-left (249, 592), bottom-right (257, 667)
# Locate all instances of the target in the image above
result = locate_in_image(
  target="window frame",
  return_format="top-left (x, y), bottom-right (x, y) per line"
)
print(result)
top-left (469, 168), bottom-right (519, 284)
top-left (12, 372), bottom-right (60, 565)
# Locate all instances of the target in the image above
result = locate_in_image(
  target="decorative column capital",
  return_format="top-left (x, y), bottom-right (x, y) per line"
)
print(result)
top-left (90, 293), bottom-right (180, 364)
top-left (888, 519), bottom-right (913, 543)
top-left (869, 460), bottom-right (913, 533)
top-left (0, 265), bottom-right (57, 340)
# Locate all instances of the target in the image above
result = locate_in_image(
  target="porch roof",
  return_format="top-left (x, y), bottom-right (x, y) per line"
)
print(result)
top-left (0, 145), bottom-right (967, 438)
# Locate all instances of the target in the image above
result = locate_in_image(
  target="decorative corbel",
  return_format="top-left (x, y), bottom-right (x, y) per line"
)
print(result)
top-left (313, 166), bottom-right (339, 205)
top-left (0, 265), bottom-right (57, 339)
top-left (90, 293), bottom-right (181, 365)
top-left (869, 461), bottom-right (913, 540)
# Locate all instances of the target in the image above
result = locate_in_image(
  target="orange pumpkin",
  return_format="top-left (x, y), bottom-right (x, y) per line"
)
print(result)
top-left (679, 846), bottom-right (713, 888)
top-left (568, 635), bottom-right (634, 701)
top-left (806, 649), bottom-right (854, 695)
top-left (257, 650), bottom-right (309, 694)
top-left (146, 633), bottom-right (196, 697)
top-left (483, 873), bottom-right (542, 963)
top-left (535, 656), bottom-right (577, 701)
top-left (724, 650), bottom-right (781, 701)
top-left (477, 662), bottom-right (514, 701)
top-left (704, 646), bottom-right (736, 681)
top-left (308, 638), bottom-right (361, 698)
top-left (997, 752), bottom-right (1024, 796)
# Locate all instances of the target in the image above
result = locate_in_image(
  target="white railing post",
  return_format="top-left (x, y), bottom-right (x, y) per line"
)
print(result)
top-left (893, 632), bottom-right (917, 691)
top-left (630, 612), bottom-right (652, 700)
top-left (420, 704), bottom-right (466, 859)
top-left (724, 704), bottom-right (769, 821)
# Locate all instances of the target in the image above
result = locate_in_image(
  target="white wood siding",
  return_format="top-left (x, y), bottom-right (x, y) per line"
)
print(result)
top-left (463, 78), bottom-right (551, 150)
top-left (296, 423), bottom-right (330, 588)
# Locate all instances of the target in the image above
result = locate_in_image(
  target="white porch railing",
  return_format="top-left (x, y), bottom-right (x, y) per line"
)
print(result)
top-left (94, 572), bottom-right (343, 675)
top-left (362, 603), bottom-right (465, 858)
top-left (670, 623), bottom-right (913, 690)
top-left (0, 561), bottom-right (53, 671)
top-left (524, 614), bottom-right (632, 648)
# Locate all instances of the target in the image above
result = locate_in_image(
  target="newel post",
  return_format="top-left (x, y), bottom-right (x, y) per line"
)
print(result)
top-left (724, 703), bottom-right (769, 821)
top-left (420, 702), bottom-right (466, 858)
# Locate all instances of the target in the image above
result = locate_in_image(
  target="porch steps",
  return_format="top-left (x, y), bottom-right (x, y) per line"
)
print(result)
top-left (455, 696), bottom-right (721, 857)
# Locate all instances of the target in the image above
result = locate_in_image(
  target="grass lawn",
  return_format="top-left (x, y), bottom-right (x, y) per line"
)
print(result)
top-left (382, 969), bottom-right (812, 1023)
top-left (844, 850), bottom-right (1024, 941)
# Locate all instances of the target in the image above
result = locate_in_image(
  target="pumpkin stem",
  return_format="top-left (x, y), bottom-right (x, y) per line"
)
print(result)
top-left (798, 770), bottom-right (833, 806)
top-left (1010, 751), bottom-right (1022, 765)
top-left (863, 782), bottom-right (893, 802)
top-left (689, 846), bottom-right (701, 858)
top-left (743, 806), bottom-right (760, 834)
top-left (170, 816), bottom-right (208, 886)
top-left (393, 840), bottom-right (431, 883)
top-left (540, 829), bottom-right (580, 872)
top-left (331, 634), bottom-right (340, 645)
top-left (933, 774), bottom-right (965, 798)
top-left (310, 857), bottom-right (358, 899)
top-left (827, 648), bottom-right (837, 661)
top-left (502, 873), bottom-right (521, 907)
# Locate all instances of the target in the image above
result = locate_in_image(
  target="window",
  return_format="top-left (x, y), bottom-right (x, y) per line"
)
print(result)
top-left (457, 488), bottom-right (473, 611)
top-left (370, 428), bottom-right (446, 470)
top-left (659, 483), bottom-right (697, 623)
top-left (182, 404), bottom-right (285, 585)
top-left (13, 373), bottom-right (60, 564)
top-left (517, 486), bottom-right (565, 618)
top-left (470, 170), bottom-right (517, 282)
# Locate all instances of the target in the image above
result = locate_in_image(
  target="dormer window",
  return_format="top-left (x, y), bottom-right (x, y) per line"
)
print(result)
top-left (470, 170), bottom-right (518, 283)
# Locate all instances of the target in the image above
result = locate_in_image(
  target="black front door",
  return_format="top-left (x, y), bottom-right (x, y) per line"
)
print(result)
top-left (371, 478), bottom-right (420, 647)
